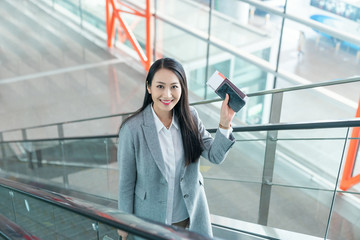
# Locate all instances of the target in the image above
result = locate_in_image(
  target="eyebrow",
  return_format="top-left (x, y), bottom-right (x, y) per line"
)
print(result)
top-left (154, 81), bottom-right (179, 85)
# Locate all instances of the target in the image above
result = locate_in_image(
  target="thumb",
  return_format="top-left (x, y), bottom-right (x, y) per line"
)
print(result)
top-left (224, 94), bottom-right (230, 104)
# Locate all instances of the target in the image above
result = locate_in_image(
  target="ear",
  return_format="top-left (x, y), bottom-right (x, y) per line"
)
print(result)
top-left (146, 81), bottom-right (151, 94)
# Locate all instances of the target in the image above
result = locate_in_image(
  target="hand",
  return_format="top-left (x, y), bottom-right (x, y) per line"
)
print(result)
top-left (117, 229), bottom-right (128, 240)
top-left (220, 94), bottom-right (235, 128)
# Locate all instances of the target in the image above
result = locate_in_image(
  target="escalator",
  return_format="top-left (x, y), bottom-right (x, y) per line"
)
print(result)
top-left (1, 116), bottom-right (360, 240)
top-left (0, 177), bottom-right (215, 240)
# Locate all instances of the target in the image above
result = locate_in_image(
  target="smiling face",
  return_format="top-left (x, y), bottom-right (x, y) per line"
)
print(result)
top-left (147, 68), bottom-right (182, 118)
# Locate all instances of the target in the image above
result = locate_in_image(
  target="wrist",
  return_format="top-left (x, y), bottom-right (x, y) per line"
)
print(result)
top-left (219, 123), bottom-right (231, 129)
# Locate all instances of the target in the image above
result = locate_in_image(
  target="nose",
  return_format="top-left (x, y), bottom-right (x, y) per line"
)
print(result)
top-left (164, 87), bottom-right (172, 97)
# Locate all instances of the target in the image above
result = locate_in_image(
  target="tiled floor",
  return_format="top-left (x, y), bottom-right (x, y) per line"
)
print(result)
top-left (0, 0), bottom-right (146, 136)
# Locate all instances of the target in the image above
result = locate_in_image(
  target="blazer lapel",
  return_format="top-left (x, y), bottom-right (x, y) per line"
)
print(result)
top-left (142, 105), bottom-right (167, 179)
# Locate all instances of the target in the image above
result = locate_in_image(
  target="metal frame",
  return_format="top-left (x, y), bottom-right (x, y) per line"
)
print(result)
top-left (1, 118), bottom-right (360, 240)
top-left (1, 76), bottom-right (359, 140)
top-left (106, 0), bottom-right (153, 71)
top-left (340, 98), bottom-right (360, 190)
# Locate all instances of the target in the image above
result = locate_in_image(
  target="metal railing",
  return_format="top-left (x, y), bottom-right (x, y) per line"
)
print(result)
top-left (1, 118), bottom-right (360, 239)
top-left (1, 75), bottom-right (359, 141)
top-left (0, 177), bottom-right (212, 240)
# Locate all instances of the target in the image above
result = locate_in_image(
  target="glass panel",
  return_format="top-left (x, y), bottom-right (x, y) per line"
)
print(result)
top-left (53, 206), bottom-right (98, 239)
top-left (156, 0), bottom-right (210, 32)
top-left (273, 129), bottom-right (348, 189)
top-left (81, 1), bottom-right (106, 32)
top-left (98, 222), bottom-right (119, 240)
top-left (55, 138), bottom-right (116, 197)
top-left (1, 62), bottom-right (144, 137)
top-left (13, 192), bottom-right (56, 239)
top-left (0, 187), bottom-right (15, 221)
top-left (153, 20), bottom-right (208, 100)
top-left (201, 132), bottom-right (265, 182)
top-left (0, 0), bottom-right (115, 80)
top-left (201, 131), bottom-right (265, 223)
top-left (26, 125), bottom-right (59, 140)
top-left (205, 179), bottom-right (261, 224)
top-left (2, 131), bottom-right (22, 142)
top-left (63, 116), bottom-right (122, 137)
top-left (328, 192), bottom-right (360, 240)
top-left (267, 186), bottom-right (333, 238)
top-left (1, 185), bottom-right (154, 240)
top-left (206, 44), bottom-right (274, 124)
top-left (278, 19), bottom-right (360, 82)
top-left (55, 0), bottom-right (81, 19)
top-left (279, 86), bottom-right (359, 122)
top-left (1, 137), bottom-right (118, 199)
top-left (212, 0), bottom-right (282, 66)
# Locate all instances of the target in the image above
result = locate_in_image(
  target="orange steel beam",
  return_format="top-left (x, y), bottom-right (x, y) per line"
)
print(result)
top-left (340, 98), bottom-right (360, 190)
top-left (106, 0), bottom-right (153, 71)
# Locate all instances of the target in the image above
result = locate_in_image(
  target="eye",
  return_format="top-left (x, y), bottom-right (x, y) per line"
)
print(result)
top-left (156, 85), bottom-right (164, 89)
top-left (171, 85), bottom-right (179, 89)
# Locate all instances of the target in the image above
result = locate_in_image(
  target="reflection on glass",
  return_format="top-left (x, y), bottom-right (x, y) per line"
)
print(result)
top-left (279, 19), bottom-right (360, 82)
top-left (0, 187), bottom-right (15, 221)
top-left (206, 44), bottom-right (271, 124)
top-left (267, 186), bottom-right (333, 238)
top-left (0, 184), bottom-right (161, 240)
top-left (55, 0), bottom-right (81, 18)
top-left (1, 138), bottom-right (118, 199)
top-left (328, 192), bottom-right (360, 240)
top-left (156, 0), bottom-right (210, 32)
top-left (279, 86), bottom-right (357, 122)
top-left (273, 136), bottom-right (347, 189)
top-left (205, 179), bottom-right (261, 224)
top-left (13, 192), bottom-right (57, 239)
top-left (81, 1), bottom-right (106, 32)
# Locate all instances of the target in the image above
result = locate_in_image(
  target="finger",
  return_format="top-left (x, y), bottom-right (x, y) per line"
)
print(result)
top-left (225, 93), bottom-right (229, 103)
top-left (222, 94), bottom-right (229, 108)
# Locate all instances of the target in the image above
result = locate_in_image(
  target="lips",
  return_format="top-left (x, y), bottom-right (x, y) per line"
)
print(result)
top-left (160, 99), bottom-right (173, 105)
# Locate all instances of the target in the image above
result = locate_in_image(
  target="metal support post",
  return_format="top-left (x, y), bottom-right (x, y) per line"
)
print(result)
top-left (258, 92), bottom-right (283, 225)
top-left (57, 124), bottom-right (64, 138)
top-left (57, 124), bottom-right (68, 186)
top-left (0, 133), bottom-right (6, 169)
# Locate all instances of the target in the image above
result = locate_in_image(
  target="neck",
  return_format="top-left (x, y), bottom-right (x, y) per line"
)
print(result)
top-left (152, 105), bottom-right (173, 127)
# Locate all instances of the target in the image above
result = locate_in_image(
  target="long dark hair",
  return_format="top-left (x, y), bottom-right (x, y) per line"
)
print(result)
top-left (120, 58), bottom-right (203, 165)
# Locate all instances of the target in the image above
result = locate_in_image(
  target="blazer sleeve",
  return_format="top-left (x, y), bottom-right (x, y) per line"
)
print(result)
top-left (191, 107), bottom-right (235, 164)
top-left (117, 123), bottom-right (137, 213)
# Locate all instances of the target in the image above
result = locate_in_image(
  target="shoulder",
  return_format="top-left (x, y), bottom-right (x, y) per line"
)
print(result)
top-left (189, 106), bottom-right (198, 116)
top-left (189, 106), bottom-right (200, 121)
top-left (120, 111), bottom-right (145, 134)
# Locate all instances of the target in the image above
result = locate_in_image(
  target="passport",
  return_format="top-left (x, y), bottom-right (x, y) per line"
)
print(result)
top-left (207, 71), bottom-right (248, 112)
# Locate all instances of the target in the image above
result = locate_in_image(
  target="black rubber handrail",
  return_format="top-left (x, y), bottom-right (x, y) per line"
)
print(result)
top-left (0, 213), bottom-right (40, 240)
top-left (0, 178), bottom-right (210, 240)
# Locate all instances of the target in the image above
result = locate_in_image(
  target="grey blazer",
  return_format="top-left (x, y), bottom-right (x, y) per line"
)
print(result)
top-left (117, 104), bottom-right (235, 237)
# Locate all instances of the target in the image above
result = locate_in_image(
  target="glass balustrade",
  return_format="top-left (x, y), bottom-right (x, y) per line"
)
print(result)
top-left (1, 123), bottom-right (359, 239)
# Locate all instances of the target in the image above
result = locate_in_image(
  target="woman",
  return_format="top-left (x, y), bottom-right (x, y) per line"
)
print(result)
top-left (117, 58), bottom-right (235, 238)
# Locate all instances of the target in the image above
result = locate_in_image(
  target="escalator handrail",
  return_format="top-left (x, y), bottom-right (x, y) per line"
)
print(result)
top-left (1, 118), bottom-right (360, 143)
top-left (0, 75), bottom-right (359, 135)
top-left (0, 178), bottom-right (211, 240)
top-left (0, 213), bottom-right (40, 240)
